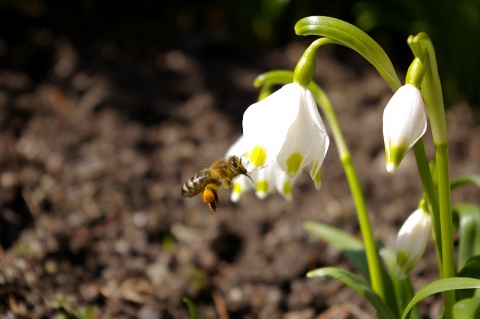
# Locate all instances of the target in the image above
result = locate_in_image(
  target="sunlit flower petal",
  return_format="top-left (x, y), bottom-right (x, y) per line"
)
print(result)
top-left (226, 135), bottom-right (296, 201)
top-left (225, 136), bottom-right (253, 202)
top-left (242, 82), bottom-right (329, 186)
top-left (383, 84), bottom-right (427, 173)
top-left (254, 164), bottom-right (275, 199)
top-left (273, 164), bottom-right (296, 201)
top-left (395, 207), bottom-right (432, 279)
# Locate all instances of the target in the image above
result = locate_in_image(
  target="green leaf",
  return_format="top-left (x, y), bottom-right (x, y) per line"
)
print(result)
top-left (454, 204), bottom-right (480, 269)
top-left (304, 221), bottom-right (369, 280)
top-left (453, 298), bottom-right (480, 319)
top-left (458, 256), bottom-right (480, 280)
top-left (451, 175), bottom-right (480, 190)
top-left (456, 256), bottom-right (480, 300)
top-left (305, 222), bottom-right (400, 316)
top-left (295, 16), bottom-right (401, 92)
top-left (183, 298), bottom-right (200, 319)
top-left (307, 267), bottom-right (397, 318)
top-left (401, 278), bottom-right (480, 319)
top-left (380, 247), bottom-right (420, 319)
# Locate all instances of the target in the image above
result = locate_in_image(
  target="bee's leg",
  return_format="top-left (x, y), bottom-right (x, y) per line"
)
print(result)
top-left (203, 184), bottom-right (219, 215)
top-left (222, 178), bottom-right (232, 189)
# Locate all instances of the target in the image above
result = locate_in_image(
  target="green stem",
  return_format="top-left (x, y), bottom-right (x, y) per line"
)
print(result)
top-left (309, 83), bottom-right (387, 305)
top-left (412, 141), bottom-right (442, 274)
top-left (408, 32), bottom-right (455, 319)
top-left (254, 69), bottom-right (387, 306)
top-left (436, 143), bottom-right (455, 318)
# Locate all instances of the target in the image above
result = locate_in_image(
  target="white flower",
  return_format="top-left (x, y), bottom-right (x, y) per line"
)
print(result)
top-left (241, 82), bottom-right (329, 189)
top-left (395, 207), bottom-right (432, 279)
top-left (226, 136), bottom-right (296, 202)
top-left (383, 84), bottom-right (427, 173)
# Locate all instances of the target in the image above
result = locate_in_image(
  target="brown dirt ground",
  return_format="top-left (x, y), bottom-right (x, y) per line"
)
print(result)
top-left (1, 18), bottom-right (480, 319)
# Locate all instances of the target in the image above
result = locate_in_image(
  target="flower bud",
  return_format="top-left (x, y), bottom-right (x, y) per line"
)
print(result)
top-left (395, 207), bottom-right (432, 279)
top-left (383, 84), bottom-right (427, 173)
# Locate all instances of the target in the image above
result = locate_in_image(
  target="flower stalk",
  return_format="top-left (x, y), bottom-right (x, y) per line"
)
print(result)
top-left (308, 81), bottom-right (388, 307)
top-left (408, 32), bottom-right (455, 319)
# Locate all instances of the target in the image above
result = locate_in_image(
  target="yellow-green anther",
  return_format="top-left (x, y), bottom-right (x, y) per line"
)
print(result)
top-left (256, 180), bottom-right (269, 193)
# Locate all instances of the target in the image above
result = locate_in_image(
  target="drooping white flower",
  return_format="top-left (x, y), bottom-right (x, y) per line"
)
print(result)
top-left (241, 82), bottom-right (329, 189)
top-left (383, 84), bottom-right (427, 173)
top-left (395, 207), bottom-right (432, 279)
top-left (226, 135), bottom-right (296, 202)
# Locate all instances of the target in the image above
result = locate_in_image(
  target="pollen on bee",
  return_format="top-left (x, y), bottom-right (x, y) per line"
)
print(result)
top-left (203, 188), bottom-right (216, 204)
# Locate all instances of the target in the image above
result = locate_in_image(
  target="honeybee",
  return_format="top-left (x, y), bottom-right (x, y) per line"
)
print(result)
top-left (181, 156), bottom-right (252, 214)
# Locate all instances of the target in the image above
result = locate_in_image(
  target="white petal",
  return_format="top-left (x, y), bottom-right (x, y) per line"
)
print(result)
top-left (277, 86), bottom-right (329, 177)
top-left (242, 83), bottom-right (303, 169)
top-left (226, 136), bottom-right (255, 201)
top-left (230, 175), bottom-right (253, 202)
top-left (395, 208), bottom-right (431, 278)
top-left (383, 85), bottom-right (427, 151)
top-left (383, 84), bottom-right (427, 173)
top-left (254, 164), bottom-right (275, 199)
top-left (226, 135), bottom-right (246, 157)
top-left (274, 165), bottom-right (296, 201)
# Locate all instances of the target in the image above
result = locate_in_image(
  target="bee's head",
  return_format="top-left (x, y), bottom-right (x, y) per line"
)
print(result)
top-left (229, 156), bottom-right (253, 182)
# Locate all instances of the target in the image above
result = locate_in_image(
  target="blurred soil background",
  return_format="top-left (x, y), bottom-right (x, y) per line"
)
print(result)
top-left (0, 1), bottom-right (479, 318)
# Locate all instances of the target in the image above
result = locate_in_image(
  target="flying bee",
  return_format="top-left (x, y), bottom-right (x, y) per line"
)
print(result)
top-left (181, 156), bottom-right (253, 214)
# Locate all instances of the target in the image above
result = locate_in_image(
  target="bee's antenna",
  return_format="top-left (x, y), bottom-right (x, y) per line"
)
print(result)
top-left (245, 172), bottom-right (254, 184)
top-left (237, 153), bottom-right (254, 184)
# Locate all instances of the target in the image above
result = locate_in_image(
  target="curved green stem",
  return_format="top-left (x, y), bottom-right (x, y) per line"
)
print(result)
top-left (295, 16), bottom-right (401, 91)
top-left (293, 38), bottom-right (336, 86)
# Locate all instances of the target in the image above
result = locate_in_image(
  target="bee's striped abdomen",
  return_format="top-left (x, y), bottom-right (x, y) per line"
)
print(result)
top-left (181, 169), bottom-right (220, 197)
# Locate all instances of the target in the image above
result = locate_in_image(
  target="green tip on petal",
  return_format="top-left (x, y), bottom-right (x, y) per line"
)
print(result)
top-left (256, 180), bottom-right (269, 194)
top-left (230, 182), bottom-right (242, 202)
top-left (311, 159), bottom-right (319, 173)
top-left (233, 182), bottom-right (242, 194)
top-left (310, 162), bottom-right (322, 190)
top-left (286, 152), bottom-right (303, 175)
top-left (282, 180), bottom-right (292, 197)
top-left (251, 146), bottom-right (267, 168)
top-left (386, 145), bottom-right (408, 174)
top-left (396, 250), bottom-right (414, 279)
top-left (396, 250), bottom-right (408, 268)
